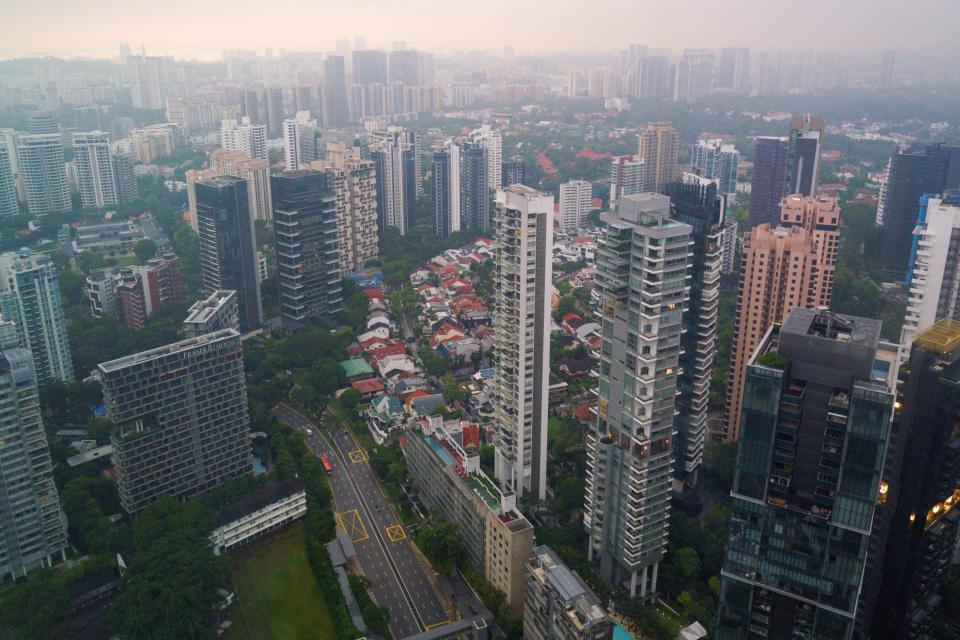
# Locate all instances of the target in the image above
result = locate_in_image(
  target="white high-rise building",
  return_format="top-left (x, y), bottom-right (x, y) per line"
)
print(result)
top-left (127, 55), bottom-right (171, 110)
top-left (0, 249), bottom-right (74, 383)
top-left (584, 193), bottom-right (691, 597)
top-left (902, 194), bottom-right (960, 346)
top-left (0, 141), bottom-right (17, 216)
top-left (875, 157), bottom-right (892, 226)
top-left (559, 180), bottom-right (592, 231)
top-left (220, 118), bottom-right (267, 160)
top-left (609, 156), bottom-right (645, 208)
top-left (17, 134), bottom-right (71, 215)
top-left (492, 185), bottom-right (554, 502)
top-left (73, 132), bottom-right (118, 209)
top-left (0, 129), bottom-right (19, 177)
top-left (691, 138), bottom-right (740, 201)
top-left (210, 148), bottom-right (273, 223)
top-left (282, 111), bottom-right (319, 171)
top-left (468, 125), bottom-right (503, 191)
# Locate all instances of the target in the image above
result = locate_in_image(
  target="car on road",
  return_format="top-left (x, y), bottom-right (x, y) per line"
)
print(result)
top-left (376, 504), bottom-right (383, 512)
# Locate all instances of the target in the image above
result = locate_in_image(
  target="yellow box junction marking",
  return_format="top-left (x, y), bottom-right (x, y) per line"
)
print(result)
top-left (348, 449), bottom-right (368, 463)
top-left (337, 509), bottom-right (369, 542)
top-left (425, 621), bottom-right (451, 631)
top-left (385, 524), bottom-right (407, 542)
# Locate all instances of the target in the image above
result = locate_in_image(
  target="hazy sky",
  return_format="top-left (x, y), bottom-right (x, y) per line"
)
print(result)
top-left (3, 0), bottom-right (959, 60)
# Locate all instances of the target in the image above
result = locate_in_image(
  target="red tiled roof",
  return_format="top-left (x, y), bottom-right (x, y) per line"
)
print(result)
top-left (352, 379), bottom-right (385, 394)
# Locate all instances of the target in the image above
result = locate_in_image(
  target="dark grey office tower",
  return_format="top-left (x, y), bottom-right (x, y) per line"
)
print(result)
top-left (322, 56), bottom-right (349, 128)
top-left (0, 320), bottom-right (66, 578)
top-left (294, 86), bottom-right (312, 113)
top-left (867, 320), bottom-right (960, 639)
top-left (664, 181), bottom-right (723, 488)
top-left (265, 87), bottom-right (284, 137)
top-left (639, 57), bottom-right (672, 99)
top-left (433, 147), bottom-right (453, 238)
top-left (388, 49), bottom-right (420, 85)
top-left (272, 171), bottom-right (342, 328)
top-left (717, 310), bottom-right (897, 640)
top-left (111, 153), bottom-right (139, 204)
top-left (502, 155), bottom-right (525, 188)
top-left (352, 50), bottom-right (388, 86)
top-left (101, 329), bottom-right (250, 515)
top-left (195, 176), bottom-right (263, 330)
top-left (242, 89), bottom-right (261, 125)
top-left (748, 136), bottom-right (789, 228)
top-left (785, 114), bottom-right (824, 198)
top-left (27, 112), bottom-right (57, 134)
top-left (880, 143), bottom-right (960, 281)
top-left (461, 142), bottom-right (489, 233)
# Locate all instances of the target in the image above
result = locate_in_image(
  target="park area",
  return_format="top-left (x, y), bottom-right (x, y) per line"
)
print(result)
top-left (223, 523), bottom-right (336, 640)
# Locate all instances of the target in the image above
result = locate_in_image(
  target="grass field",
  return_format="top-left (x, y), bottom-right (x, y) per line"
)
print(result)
top-left (224, 524), bottom-right (336, 640)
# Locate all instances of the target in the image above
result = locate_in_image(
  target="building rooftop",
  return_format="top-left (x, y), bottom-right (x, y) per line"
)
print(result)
top-left (529, 545), bottom-right (608, 629)
top-left (914, 318), bottom-right (960, 355)
top-left (183, 289), bottom-right (237, 326)
top-left (214, 478), bottom-right (306, 527)
top-left (98, 329), bottom-right (240, 373)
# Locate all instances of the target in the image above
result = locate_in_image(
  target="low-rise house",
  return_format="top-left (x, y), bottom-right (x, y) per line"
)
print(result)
top-left (408, 392), bottom-right (445, 416)
top-left (440, 336), bottom-right (480, 360)
top-left (560, 358), bottom-right (595, 379)
top-left (357, 326), bottom-right (390, 342)
top-left (368, 393), bottom-right (404, 424)
top-left (211, 478), bottom-right (307, 555)
top-left (340, 358), bottom-right (375, 379)
top-left (351, 378), bottom-right (385, 401)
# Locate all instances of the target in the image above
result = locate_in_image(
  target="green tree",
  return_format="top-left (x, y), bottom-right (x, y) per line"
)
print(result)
top-left (110, 497), bottom-right (227, 640)
top-left (133, 238), bottom-right (158, 264)
top-left (0, 571), bottom-right (70, 640)
top-left (339, 387), bottom-right (362, 411)
top-left (414, 519), bottom-right (461, 573)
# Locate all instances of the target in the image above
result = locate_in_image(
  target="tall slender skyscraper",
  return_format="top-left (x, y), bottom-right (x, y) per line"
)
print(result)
top-left (432, 142), bottom-right (460, 238)
top-left (502, 156), bottom-right (525, 188)
top-left (717, 310), bottom-right (896, 640)
top-left (101, 329), bottom-right (250, 515)
top-left (210, 148), bottom-right (273, 223)
top-left (73, 131), bottom-right (118, 209)
top-left (637, 122), bottom-right (679, 194)
top-left (322, 56), bottom-right (349, 128)
top-left (195, 176), bottom-right (263, 330)
top-left (869, 319), bottom-right (960, 639)
top-left (272, 171), bottom-right (342, 326)
top-left (352, 50), bottom-right (389, 86)
top-left (0, 249), bottom-right (74, 383)
top-left (721, 195), bottom-right (840, 442)
top-left (558, 180), bottom-right (592, 231)
top-left (0, 141), bottom-right (17, 216)
top-left (584, 193), bottom-right (692, 597)
top-left (17, 134), bottom-right (70, 215)
top-left (747, 136), bottom-right (789, 228)
top-left (0, 319), bottom-right (66, 579)
top-left (460, 141), bottom-right (489, 233)
top-left (492, 185), bottom-right (553, 502)
top-left (664, 181), bottom-right (723, 488)
top-left (265, 87), bottom-right (284, 138)
top-left (785, 114), bottom-right (825, 198)
top-left (880, 143), bottom-right (960, 281)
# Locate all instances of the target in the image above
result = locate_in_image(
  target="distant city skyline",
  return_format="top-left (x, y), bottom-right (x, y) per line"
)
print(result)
top-left (3, 0), bottom-right (960, 61)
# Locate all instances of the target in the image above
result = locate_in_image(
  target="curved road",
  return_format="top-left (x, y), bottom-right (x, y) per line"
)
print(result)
top-left (275, 404), bottom-right (449, 638)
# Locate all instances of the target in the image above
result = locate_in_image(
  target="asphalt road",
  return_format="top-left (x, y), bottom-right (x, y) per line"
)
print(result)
top-left (274, 404), bottom-right (449, 639)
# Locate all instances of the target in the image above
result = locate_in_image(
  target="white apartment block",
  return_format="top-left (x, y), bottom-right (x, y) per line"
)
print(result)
top-left (73, 132), bottom-right (118, 209)
top-left (468, 125), bottom-right (503, 191)
top-left (902, 194), bottom-right (960, 346)
top-left (18, 134), bottom-right (71, 215)
top-left (283, 111), bottom-right (319, 171)
top-left (609, 156), bottom-right (645, 208)
top-left (492, 185), bottom-right (554, 502)
top-left (559, 180), bottom-right (592, 231)
top-left (211, 479), bottom-right (307, 556)
top-left (220, 117), bottom-right (267, 160)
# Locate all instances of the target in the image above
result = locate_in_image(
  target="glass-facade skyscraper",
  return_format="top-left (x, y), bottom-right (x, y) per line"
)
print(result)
top-left (718, 309), bottom-right (897, 640)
